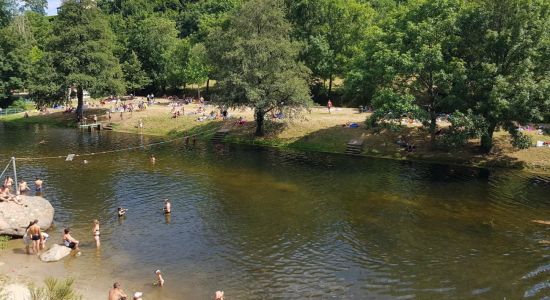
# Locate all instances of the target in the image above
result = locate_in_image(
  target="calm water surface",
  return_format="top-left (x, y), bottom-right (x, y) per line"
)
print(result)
top-left (0, 123), bottom-right (548, 299)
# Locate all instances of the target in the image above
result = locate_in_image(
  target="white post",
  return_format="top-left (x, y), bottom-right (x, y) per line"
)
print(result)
top-left (11, 157), bottom-right (18, 195)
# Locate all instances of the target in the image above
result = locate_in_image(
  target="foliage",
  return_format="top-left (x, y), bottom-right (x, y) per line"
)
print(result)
top-left (30, 278), bottom-right (82, 300)
top-left (0, 235), bottom-right (9, 250)
top-left (438, 110), bottom-right (487, 149)
top-left (50, 0), bottom-right (124, 120)
top-left (209, 0), bottom-right (312, 136)
top-left (286, 0), bottom-right (374, 97)
top-left (455, 0), bottom-right (550, 152)
top-left (8, 98), bottom-right (34, 110)
top-left (122, 51), bottom-right (151, 94)
top-left (510, 131), bottom-right (533, 150)
top-left (366, 88), bottom-right (421, 129)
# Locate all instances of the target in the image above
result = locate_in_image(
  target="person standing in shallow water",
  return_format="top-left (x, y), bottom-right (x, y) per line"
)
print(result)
top-left (93, 219), bottom-right (101, 248)
top-left (163, 199), bottom-right (171, 214)
top-left (35, 178), bottom-right (43, 192)
top-left (150, 154), bottom-right (156, 164)
top-left (28, 219), bottom-right (41, 255)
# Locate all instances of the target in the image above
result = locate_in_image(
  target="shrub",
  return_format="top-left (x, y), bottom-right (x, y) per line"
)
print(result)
top-left (0, 235), bottom-right (10, 250)
top-left (30, 278), bottom-right (82, 300)
top-left (511, 131), bottom-right (532, 149)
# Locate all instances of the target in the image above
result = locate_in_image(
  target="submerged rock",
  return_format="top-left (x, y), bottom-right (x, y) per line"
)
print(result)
top-left (0, 195), bottom-right (54, 237)
top-left (40, 244), bottom-right (72, 262)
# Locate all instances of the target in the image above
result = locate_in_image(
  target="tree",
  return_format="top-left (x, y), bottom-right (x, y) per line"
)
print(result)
top-left (209, 0), bottom-right (311, 136)
top-left (122, 51), bottom-right (151, 94)
top-left (21, 0), bottom-right (48, 15)
top-left (456, 0), bottom-right (550, 152)
top-left (127, 17), bottom-right (179, 92)
top-left (50, 0), bottom-right (124, 121)
top-left (349, 0), bottom-right (464, 146)
top-left (286, 0), bottom-right (373, 97)
top-left (182, 43), bottom-right (210, 98)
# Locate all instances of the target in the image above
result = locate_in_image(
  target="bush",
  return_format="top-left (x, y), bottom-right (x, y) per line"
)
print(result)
top-left (0, 235), bottom-right (10, 250)
top-left (438, 110), bottom-right (486, 149)
top-left (30, 278), bottom-right (82, 300)
top-left (511, 131), bottom-right (532, 149)
top-left (8, 98), bottom-right (35, 111)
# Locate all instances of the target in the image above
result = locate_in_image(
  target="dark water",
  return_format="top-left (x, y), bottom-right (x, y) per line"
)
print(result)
top-left (0, 123), bottom-right (549, 299)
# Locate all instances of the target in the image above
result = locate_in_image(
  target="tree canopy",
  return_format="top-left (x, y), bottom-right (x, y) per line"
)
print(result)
top-left (209, 0), bottom-right (311, 136)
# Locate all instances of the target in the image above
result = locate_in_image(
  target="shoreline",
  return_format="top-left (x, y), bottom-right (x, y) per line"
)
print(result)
top-left (1, 104), bottom-right (550, 175)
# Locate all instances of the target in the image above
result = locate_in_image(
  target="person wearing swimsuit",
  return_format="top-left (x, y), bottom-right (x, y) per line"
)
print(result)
top-left (35, 178), bottom-right (43, 192)
top-left (109, 282), bottom-right (127, 300)
top-left (63, 228), bottom-right (80, 254)
top-left (93, 219), bottom-right (101, 248)
top-left (28, 220), bottom-right (41, 255)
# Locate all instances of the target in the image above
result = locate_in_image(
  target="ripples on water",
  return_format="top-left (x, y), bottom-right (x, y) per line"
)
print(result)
top-left (0, 123), bottom-right (549, 299)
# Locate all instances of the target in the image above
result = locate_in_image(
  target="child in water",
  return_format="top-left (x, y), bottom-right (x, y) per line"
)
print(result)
top-left (154, 270), bottom-right (165, 287)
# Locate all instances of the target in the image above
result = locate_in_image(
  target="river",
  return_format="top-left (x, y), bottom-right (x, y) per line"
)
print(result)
top-left (0, 123), bottom-right (548, 299)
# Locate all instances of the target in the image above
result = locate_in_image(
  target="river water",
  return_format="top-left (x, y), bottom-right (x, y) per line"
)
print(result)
top-left (0, 123), bottom-right (548, 299)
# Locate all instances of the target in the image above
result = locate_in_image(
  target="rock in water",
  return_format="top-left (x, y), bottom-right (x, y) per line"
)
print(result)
top-left (0, 195), bottom-right (54, 237)
top-left (40, 244), bottom-right (72, 262)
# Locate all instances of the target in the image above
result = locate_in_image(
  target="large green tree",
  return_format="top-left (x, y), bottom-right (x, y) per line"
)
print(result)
top-left (50, 0), bottom-right (124, 121)
top-left (354, 0), bottom-right (464, 146)
top-left (209, 0), bottom-right (312, 136)
top-left (286, 0), bottom-right (373, 97)
top-left (456, 0), bottom-right (550, 152)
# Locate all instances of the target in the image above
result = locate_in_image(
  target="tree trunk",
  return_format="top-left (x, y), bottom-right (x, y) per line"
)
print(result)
top-left (76, 87), bottom-right (84, 122)
top-left (328, 76), bottom-right (333, 98)
top-left (481, 122), bottom-right (497, 153)
top-left (255, 109), bottom-right (265, 136)
top-left (197, 85), bottom-right (201, 99)
top-left (429, 107), bottom-right (437, 147)
top-left (206, 79), bottom-right (210, 93)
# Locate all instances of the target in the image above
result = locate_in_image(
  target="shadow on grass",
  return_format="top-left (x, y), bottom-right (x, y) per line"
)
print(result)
top-left (166, 120), bottom-right (225, 139)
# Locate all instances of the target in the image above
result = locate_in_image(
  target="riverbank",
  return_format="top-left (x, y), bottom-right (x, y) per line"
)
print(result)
top-left (2, 98), bottom-right (550, 173)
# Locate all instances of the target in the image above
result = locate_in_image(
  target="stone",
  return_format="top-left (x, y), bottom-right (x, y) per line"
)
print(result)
top-left (40, 244), bottom-right (72, 262)
top-left (0, 196), bottom-right (54, 237)
top-left (1, 283), bottom-right (31, 300)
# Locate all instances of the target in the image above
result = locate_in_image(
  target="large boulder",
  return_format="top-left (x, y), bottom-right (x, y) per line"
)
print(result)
top-left (40, 244), bottom-right (72, 262)
top-left (0, 195), bottom-right (54, 237)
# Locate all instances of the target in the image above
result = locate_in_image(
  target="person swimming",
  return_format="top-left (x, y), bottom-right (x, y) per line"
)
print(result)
top-left (150, 154), bottom-right (156, 164)
top-left (163, 199), bottom-right (171, 214)
top-left (35, 178), bottom-right (43, 192)
top-left (118, 207), bottom-right (128, 217)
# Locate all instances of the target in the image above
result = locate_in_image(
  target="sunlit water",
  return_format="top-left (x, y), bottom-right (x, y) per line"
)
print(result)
top-left (0, 123), bottom-right (548, 299)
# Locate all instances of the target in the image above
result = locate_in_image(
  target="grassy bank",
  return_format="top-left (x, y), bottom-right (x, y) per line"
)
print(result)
top-left (2, 98), bottom-right (550, 173)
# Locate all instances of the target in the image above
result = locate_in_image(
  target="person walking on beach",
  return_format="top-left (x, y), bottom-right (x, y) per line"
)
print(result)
top-left (163, 199), bottom-right (171, 214)
top-left (28, 219), bottom-right (41, 255)
top-left (327, 99), bottom-right (333, 114)
top-left (93, 219), bottom-right (101, 248)
top-left (109, 282), bottom-right (127, 300)
top-left (63, 228), bottom-right (80, 254)
top-left (35, 178), bottom-right (43, 192)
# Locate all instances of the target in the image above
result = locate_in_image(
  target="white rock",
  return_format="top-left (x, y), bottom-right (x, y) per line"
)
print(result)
top-left (0, 196), bottom-right (54, 237)
top-left (40, 244), bottom-right (72, 262)
top-left (1, 283), bottom-right (31, 300)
